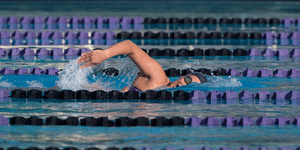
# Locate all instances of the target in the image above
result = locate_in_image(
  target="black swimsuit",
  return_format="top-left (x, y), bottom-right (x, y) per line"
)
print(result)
top-left (129, 81), bottom-right (171, 92)
top-left (129, 86), bottom-right (143, 92)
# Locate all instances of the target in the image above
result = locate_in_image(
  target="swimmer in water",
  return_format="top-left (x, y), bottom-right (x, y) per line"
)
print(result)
top-left (78, 40), bottom-right (207, 92)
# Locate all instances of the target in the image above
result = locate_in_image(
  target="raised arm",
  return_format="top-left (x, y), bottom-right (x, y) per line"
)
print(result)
top-left (78, 40), bottom-right (167, 81)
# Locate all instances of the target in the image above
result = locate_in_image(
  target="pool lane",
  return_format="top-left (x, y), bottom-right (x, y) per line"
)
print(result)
top-left (1, 73), bottom-right (300, 91)
top-left (1, 56), bottom-right (300, 71)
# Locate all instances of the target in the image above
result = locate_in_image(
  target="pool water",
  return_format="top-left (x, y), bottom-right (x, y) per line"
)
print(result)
top-left (1, 126), bottom-right (300, 149)
top-left (1, 0), bottom-right (300, 149)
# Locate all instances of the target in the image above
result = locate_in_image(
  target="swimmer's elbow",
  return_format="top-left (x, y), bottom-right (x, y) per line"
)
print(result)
top-left (124, 40), bottom-right (139, 49)
top-left (121, 86), bottom-right (130, 92)
top-left (123, 40), bottom-right (134, 45)
top-left (122, 40), bottom-right (139, 54)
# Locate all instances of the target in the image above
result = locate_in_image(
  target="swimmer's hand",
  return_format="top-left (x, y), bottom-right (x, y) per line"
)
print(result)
top-left (78, 50), bottom-right (108, 69)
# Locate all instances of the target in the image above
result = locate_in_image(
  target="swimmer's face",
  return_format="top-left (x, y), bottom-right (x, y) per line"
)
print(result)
top-left (168, 74), bottom-right (201, 88)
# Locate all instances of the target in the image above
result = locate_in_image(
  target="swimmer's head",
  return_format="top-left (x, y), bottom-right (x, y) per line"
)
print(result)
top-left (168, 72), bottom-right (208, 88)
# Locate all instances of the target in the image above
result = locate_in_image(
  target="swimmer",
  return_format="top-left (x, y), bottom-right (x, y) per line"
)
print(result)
top-left (78, 40), bottom-right (207, 92)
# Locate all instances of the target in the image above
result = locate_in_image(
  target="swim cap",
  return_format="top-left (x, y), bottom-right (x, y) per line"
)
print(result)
top-left (190, 72), bottom-right (208, 84)
top-left (93, 48), bottom-right (103, 50)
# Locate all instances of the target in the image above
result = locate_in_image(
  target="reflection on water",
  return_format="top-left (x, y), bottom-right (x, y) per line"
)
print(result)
top-left (0, 125), bottom-right (300, 149)
top-left (1, 100), bottom-right (300, 119)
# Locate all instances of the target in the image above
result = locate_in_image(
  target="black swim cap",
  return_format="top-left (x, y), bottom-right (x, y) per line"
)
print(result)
top-left (93, 48), bottom-right (103, 50)
top-left (190, 72), bottom-right (208, 84)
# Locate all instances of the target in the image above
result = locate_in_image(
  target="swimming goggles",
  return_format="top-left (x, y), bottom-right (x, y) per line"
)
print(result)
top-left (184, 75), bottom-right (193, 85)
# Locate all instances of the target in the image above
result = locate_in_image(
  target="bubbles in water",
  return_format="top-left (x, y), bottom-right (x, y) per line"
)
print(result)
top-left (26, 80), bottom-right (44, 88)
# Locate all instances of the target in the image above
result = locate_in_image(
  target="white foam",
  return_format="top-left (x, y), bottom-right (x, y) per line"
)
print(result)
top-left (0, 81), bottom-right (15, 88)
top-left (26, 80), bottom-right (44, 88)
top-left (0, 76), bottom-right (15, 88)
top-left (209, 76), bottom-right (243, 87)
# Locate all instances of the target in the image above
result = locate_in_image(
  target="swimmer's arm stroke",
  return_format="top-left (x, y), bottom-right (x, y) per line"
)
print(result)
top-left (78, 40), bottom-right (167, 82)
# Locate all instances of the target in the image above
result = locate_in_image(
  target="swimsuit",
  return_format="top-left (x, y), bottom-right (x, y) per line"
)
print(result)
top-left (129, 81), bottom-right (170, 93)
top-left (129, 86), bottom-right (143, 92)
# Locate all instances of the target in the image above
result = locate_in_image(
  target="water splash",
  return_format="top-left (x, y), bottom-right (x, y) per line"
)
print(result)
top-left (26, 80), bottom-right (44, 88)
top-left (56, 59), bottom-right (94, 91)
top-left (0, 76), bottom-right (15, 88)
top-left (208, 76), bottom-right (243, 88)
top-left (0, 81), bottom-right (15, 88)
top-left (55, 57), bottom-right (139, 91)
top-left (91, 57), bottom-right (139, 91)
top-left (117, 57), bottom-right (139, 87)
